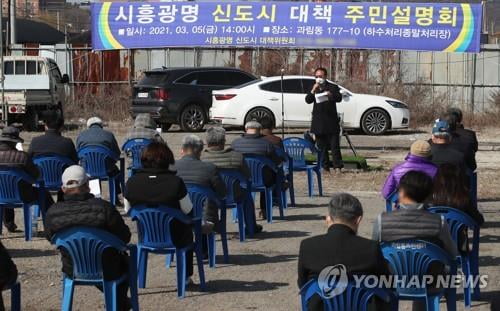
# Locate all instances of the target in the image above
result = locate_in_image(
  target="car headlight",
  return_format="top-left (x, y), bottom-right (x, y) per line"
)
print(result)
top-left (386, 100), bottom-right (408, 109)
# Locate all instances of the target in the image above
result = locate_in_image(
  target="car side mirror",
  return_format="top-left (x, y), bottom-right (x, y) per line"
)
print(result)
top-left (61, 74), bottom-right (69, 84)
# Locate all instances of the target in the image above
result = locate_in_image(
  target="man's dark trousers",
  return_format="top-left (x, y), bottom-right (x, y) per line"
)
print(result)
top-left (317, 133), bottom-right (343, 169)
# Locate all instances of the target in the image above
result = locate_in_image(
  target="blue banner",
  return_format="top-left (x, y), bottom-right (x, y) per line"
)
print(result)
top-left (91, 1), bottom-right (482, 53)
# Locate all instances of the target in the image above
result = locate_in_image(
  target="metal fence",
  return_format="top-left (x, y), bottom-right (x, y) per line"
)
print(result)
top-left (9, 43), bottom-right (500, 112)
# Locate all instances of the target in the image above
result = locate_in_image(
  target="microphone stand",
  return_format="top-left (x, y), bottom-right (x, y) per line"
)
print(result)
top-left (280, 68), bottom-right (285, 139)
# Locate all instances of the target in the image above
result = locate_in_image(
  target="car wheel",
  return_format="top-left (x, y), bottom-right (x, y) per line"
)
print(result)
top-left (24, 108), bottom-right (41, 132)
top-left (180, 105), bottom-right (206, 132)
top-left (160, 123), bottom-right (172, 132)
top-left (245, 107), bottom-right (275, 127)
top-left (361, 108), bottom-right (390, 135)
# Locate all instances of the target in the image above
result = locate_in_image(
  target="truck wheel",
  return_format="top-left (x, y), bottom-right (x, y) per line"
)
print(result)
top-left (24, 109), bottom-right (41, 132)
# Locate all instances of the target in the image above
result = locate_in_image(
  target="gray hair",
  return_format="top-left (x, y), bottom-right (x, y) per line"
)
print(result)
top-left (206, 127), bottom-right (226, 146)
top-left (181, 134), bottom-right (204, 154)
top-left (328, 193), bottom-right (363, 223)
top-left (245, 120), bottom-right (262, 130)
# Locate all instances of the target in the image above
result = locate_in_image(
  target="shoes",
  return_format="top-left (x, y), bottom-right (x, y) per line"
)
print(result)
top-left (4, 222), bottom-right (17, 233)
top-left (333, 168), bottom-right (343, 174)
top-left (254, 224), bottom-right (263, 233)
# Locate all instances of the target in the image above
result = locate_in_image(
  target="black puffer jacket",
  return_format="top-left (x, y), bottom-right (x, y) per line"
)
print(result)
top-left (45, 193), bottom-right (131, 279)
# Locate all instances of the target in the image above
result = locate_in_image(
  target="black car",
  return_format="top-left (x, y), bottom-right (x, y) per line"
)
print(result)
top-left (131, 67), bottom-right (257, 132)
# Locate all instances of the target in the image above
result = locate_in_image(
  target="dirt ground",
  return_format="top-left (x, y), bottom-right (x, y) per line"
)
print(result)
top-left (1, 124), bottom-right (500, 310)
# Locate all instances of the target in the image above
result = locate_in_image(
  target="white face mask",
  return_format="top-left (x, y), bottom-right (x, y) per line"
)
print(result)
top-left (315, 77), bottom-right (325, 85)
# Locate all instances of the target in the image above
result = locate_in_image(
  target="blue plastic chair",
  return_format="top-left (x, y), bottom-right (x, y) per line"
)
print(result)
top-left (122, 138), bottom-right (152, 177)
top-left (243, 155), bottom-right (285, 224)
top-left (186, 184), bottom-right (228, 268)
top-left (1, 281), bottom-right (21, 311)
top-left (283, 137), bottom-right (323, 198)
top-left (52, 226), bottom-right (139, 311)
top-left (129, 205), bottom-right (206, 298)
top-left (385, 192), bottom-right (399, 212)
top-left (77, 146), bottom-right (125, 206)
top-left (218, 169), bottom-right (254, 242)
top-left (33, 155), bottom-right (76, 191)
top-left (429, 206), bottom-right (481, 305)
top-left (0, 168), bottom-right (45, 241)
top-left (275, 147), bottom-right (295, 207)
top-left (300, 279), bottom-right (394, 311)
top-left (381, 239), bottom-right (457, 311)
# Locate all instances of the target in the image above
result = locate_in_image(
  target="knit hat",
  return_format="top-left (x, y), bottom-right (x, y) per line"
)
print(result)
top-left (87, 117), bottom-right (103, 128)
top-left (410, 140), bottom-right (431, 158)
top-left (62, 165), bottom-right (89, 189)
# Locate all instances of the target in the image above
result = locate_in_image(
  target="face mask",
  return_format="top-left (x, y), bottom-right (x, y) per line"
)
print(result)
top-left (315, 77), bottom-right (325, 85)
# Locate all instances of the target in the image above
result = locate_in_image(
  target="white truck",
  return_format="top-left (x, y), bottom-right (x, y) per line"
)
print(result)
top-left (1, 56), bottom-right (69, 130)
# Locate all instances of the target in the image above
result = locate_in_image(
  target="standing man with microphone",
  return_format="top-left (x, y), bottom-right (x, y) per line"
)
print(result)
top-left (305, 67), bottom-right (343, 173)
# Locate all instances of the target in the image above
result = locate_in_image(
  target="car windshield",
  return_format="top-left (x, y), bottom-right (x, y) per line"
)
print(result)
top-left (138, 72), bottom-right (169, 86)
top-left (234, 79), bottom-right (261, 89)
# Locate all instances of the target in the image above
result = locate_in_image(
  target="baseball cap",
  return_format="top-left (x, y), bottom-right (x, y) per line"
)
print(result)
top-left (62, 165), bottom-right (89, 189)
top-left (432, 119), bottom-right (450, 135)
top-left (410, 140), bottom-right (431, 158)
top-left (87, 117), bottom-right (103, 128)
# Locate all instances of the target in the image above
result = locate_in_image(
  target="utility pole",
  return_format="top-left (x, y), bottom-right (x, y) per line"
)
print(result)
top-left (9, 0), bottom-right (15, 45)
top-left (1, 0), bottom-right (6, 123)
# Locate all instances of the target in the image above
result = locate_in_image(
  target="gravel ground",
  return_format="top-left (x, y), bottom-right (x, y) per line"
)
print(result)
top-left (1, 125), bottom-right (499, 310)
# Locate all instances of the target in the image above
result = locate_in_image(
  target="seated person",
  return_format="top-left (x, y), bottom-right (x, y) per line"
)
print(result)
top-left (44, 165), bottom-right (131, 310)
top-left (125, 113), bottom-right (163, 143)
top-left (373, 170), bottom-right (457, 257)
top-left (27, 112), bottom-right (78, 163)
top-left (432, 163), bottom-right (484, 225)
top-left (0, 241), bottom-right (18, 311)
top-left (202, 127), bottom-right (262, 233)
top-left (175, 134), bottom-right (226, 232)
top-left (430, 120), bottom-right (466, 174)
top-left (76, 117), bottom-right (122, 204)
top-left (448, 107), bottom-right (478, 154)
top-left (231, 121), bottom-right (282, 219)
top-left (374, 171), bottom-right (458, 311)
top-left (382, 140), bottom-right (438, 199)
top-left (441, 112), bottom-right (476, 171)
top-left (259, 116), bottom-right (283, 149)
top-left (298, 193), bottom-right (389, 311)
top-left (125, 142), bottom-right (195, 283)
top-left (0, 127), bottom-right (53, 232)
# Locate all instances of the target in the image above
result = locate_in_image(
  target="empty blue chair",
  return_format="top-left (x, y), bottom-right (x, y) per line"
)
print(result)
top-left (33, 155), bottom-right (75, 191)
top-left (129, 205), bottom-right (206, 298)
top-left (1, 281), bottom-right (21, 311)
top-left (77, 146), bottom-right (125, 206)
top-left (283, 137), bottom-right (322, 198)
top-left (186, 184), bottom-right (228, 268)
top-left (52, 226), bottom-right (139, 311)
top-left (243, 155), bottom-right (285, 224)
top-left (300, 279), bottom-right (394, 311)
top-left (0, 168), bottom-right (44, 241)
top-left (429, 206), bottom-right (481, 305)
top-left (385, 192), bottom-right (399, 212)
top-left (381, 239), bottom-right (457, 311)
top-left (275, 147), bottom-right (295, 207)
top-left (122, 138), bottom-right (152, 177)
top-left (218, 169), bottom-right (253, 242)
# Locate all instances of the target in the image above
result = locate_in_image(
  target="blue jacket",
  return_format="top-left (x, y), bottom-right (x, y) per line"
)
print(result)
top-left (76, 124), bottom-right (121, 156)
